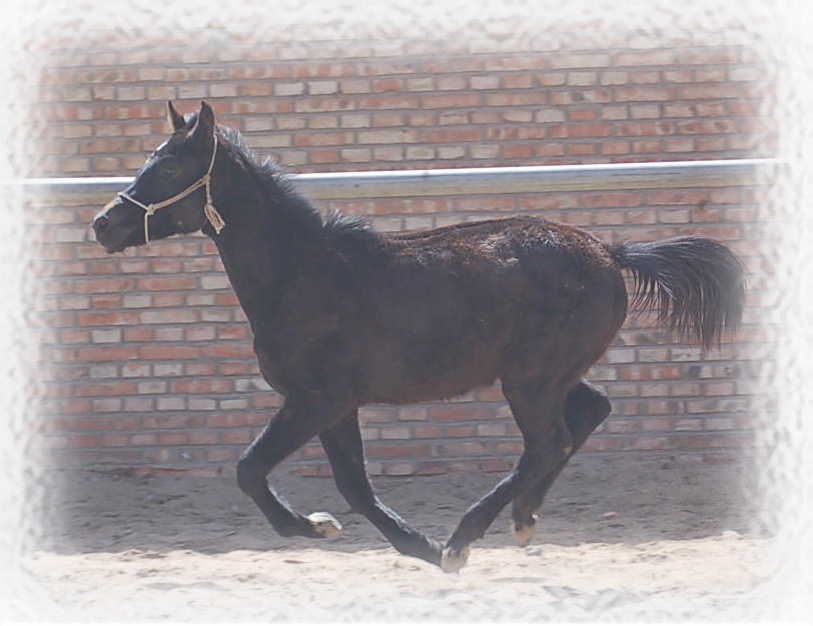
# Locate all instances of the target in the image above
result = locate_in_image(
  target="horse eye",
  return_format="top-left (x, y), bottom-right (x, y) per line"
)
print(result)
top-left (160, 164), bottom-right (179, 179)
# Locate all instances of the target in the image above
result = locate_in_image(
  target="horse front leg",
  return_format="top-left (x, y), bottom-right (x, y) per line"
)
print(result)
top-left (319, 412), bottom-right (444, 567)
top-left (236, 394), bottom-right (349, 539)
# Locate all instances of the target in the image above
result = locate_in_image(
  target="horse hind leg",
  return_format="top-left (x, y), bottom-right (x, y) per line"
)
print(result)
top-left (503, 382), bottom-right (573, 547)
top-left (438, 470), bottom-right (517, 571)
top-left (439, 379), bottom-right (572, 571)
top-left (511, 379), bottom-right (611, 547)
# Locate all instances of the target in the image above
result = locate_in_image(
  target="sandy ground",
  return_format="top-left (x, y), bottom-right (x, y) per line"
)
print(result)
top-left (13, 453), bottom-right (784, 622)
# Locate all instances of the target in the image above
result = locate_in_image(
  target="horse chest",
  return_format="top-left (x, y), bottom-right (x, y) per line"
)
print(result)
top-left (253, 343), bottom-right (291, 395)
top-left (250, 311), bottom-right (352, 398)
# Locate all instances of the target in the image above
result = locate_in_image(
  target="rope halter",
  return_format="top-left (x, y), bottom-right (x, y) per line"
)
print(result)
top-left (117, 134), bottom-right (225, 243)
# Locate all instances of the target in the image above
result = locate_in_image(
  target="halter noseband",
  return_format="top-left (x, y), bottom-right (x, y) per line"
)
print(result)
top-left (116, 135), bottom-right (225, 243)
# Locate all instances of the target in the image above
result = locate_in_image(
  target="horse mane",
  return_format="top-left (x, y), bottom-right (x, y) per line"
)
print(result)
top-left (197, 116), bottom-right (378, 244)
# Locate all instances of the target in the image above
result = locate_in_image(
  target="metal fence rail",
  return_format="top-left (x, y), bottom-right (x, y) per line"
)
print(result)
top-left (12, 158), bottom-right (784, 203)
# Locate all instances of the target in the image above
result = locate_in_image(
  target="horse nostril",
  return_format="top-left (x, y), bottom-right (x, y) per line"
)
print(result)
top-left (94, 215), bottom-right (109, 232)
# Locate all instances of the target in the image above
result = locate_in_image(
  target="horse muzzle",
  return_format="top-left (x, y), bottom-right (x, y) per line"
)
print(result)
top-left (92, 197), bottom-right (134, 253)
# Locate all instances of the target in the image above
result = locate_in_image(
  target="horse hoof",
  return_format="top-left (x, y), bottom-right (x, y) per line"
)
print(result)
top-left (440, 545), bottom-right (471, 573)
top-left (513, 514), bottom-right (538, 548)
top-left (307, 511), bottom-right (343, 538)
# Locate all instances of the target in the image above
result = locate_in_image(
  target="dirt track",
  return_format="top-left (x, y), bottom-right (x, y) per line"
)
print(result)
top-left (16, 453), bottom-right (781, 621)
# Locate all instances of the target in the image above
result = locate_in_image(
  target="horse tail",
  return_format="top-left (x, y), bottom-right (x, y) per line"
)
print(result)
top-left (610, 236), bottom-right (746, 349)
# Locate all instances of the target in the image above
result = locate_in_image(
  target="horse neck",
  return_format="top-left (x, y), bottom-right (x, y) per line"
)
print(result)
top-left (205, 154), bottom-right (322, 318)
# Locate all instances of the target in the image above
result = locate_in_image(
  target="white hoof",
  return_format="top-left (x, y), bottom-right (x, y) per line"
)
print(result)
top-left (307, 511), bottom-right (342, 538)
top-left (440, 545), bottom-right (471, 573)
top-left (513, 514), bottom-right (538, 548)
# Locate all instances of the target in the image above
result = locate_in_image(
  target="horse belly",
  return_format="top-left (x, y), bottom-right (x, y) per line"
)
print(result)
top-left (364, 327), bottom-right (506, 404)
top-left (360, 251), bottom-right (528, 403)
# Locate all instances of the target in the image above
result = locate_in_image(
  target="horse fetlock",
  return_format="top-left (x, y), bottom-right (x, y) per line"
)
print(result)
top-left (513, 513), bottom-right (538, 548)
top-left (307, 511), bottom-right (343, 538)
top-left (440, 545), bottom-right (471, 573)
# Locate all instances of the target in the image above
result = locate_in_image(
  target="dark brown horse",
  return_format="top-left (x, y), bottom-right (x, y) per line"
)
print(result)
top-left (92, 101), bottom-right (745, 572)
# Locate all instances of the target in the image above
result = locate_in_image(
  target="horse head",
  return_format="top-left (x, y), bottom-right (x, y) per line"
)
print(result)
top-left (92, 101), bottom-right (224, 253)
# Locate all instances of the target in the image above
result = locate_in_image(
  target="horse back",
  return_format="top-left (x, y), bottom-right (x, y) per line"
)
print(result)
top-left (356, 217), bottom-right (625, 401)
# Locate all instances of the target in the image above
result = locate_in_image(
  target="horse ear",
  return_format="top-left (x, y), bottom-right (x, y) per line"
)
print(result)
top-left (166, 101), bottom-right (186, 132)
top-left (189, 101), bottom-right (216, 143)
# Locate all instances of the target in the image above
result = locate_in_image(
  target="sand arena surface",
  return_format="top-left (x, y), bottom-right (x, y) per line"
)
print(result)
top-left (17, 453), bottom-right (780, 621)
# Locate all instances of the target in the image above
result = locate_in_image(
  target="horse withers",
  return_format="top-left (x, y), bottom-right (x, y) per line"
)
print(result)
top-left (92, 101), bottom-right (745, 572)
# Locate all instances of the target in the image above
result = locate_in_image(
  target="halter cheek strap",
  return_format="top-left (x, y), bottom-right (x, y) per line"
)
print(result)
top-left (117, 135), bottom-right (225, 243)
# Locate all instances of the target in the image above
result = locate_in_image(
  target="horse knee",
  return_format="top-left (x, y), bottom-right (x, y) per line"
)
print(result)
top-left (236, 455), bottom-right (266, 497)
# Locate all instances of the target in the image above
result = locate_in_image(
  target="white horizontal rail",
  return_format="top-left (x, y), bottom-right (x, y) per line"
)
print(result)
top-left (11, 159), bottom-right (784, 202)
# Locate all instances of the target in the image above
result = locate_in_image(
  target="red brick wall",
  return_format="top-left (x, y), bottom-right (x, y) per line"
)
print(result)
top-left (24, 10), bottom-right (777, 475)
